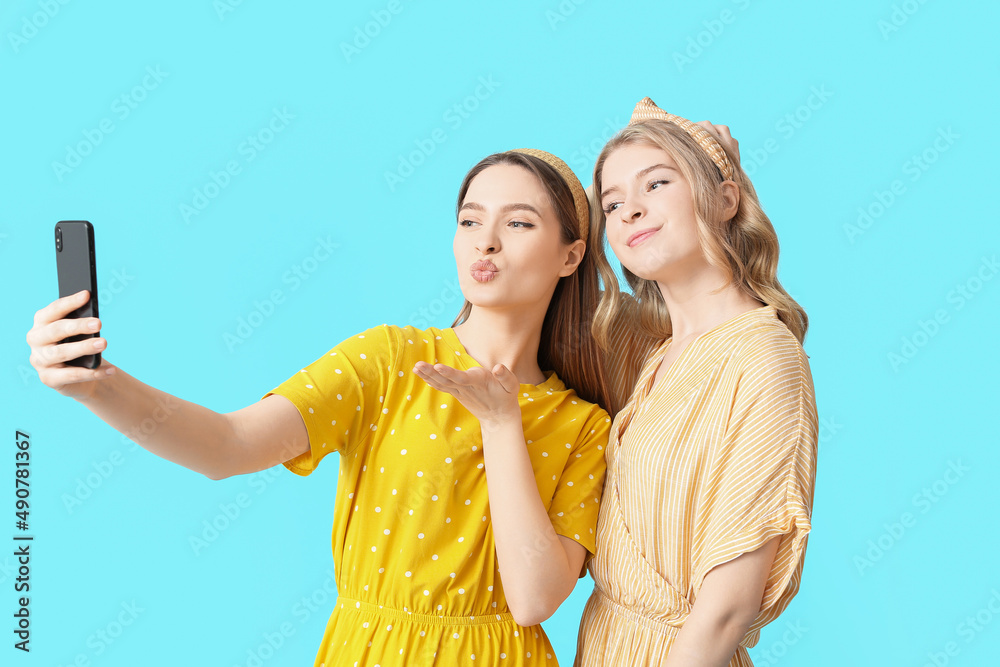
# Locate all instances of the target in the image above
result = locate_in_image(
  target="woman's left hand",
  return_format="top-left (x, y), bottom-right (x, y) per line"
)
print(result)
top-left (696, 120), bottom-right (740, 166)
top-left (412, 361), bottom-right (520, 428)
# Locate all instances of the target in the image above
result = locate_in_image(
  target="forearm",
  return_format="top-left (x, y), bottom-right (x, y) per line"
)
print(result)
top-left (663, 536), bottom-right (780, 667)
top-left (76, 360), bottom-right (239, 479)
top-left (481, 415), bottom-right (574, 625)
top-left (663, 603), bottom-right (755, 667)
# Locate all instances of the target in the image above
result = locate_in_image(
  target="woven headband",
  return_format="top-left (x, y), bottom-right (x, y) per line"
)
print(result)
top-left (509, 148), bottom-right (589, 244)
top-left (628, 97), bottom-right (735, 181)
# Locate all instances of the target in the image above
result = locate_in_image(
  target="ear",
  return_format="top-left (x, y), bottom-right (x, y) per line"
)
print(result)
top-left (719, 180), bottom-right (740, 221)
top-left (558, 238), bottom-right (587, 277)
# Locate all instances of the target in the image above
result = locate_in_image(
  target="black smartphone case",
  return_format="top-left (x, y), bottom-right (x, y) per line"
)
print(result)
top-left (54, 221), bottom-right (100, 369)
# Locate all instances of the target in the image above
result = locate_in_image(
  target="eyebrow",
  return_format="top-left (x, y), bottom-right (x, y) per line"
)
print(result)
top-left (458, 201), bottom-right (543, 217)
top-left (600, 164), bottom-right (679, 200)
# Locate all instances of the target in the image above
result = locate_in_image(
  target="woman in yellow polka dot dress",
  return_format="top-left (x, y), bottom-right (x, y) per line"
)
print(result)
top-left (24, 147), bottom-right (613, 667)
top-left (254, 149), bottom-right (612, 665)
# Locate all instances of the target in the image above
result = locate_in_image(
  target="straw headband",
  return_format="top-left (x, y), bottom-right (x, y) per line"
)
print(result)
top-left (509, 148), bottom-right (589, 244)
top-left (628, 97), bottom-right (735, 181)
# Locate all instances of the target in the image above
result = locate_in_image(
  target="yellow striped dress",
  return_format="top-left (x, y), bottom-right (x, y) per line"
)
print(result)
top-left (575, 304), bottom-right (818, 666)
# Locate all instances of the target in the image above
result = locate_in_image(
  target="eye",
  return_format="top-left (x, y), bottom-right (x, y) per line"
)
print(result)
top-left (458, 219), bottom-right (478, 228)
top-left (508, 220), bottom-right (534, 229)
top-left (648, 179), bottom-right (670, 191)
top-left (602, 201), bottom-right (621, 215)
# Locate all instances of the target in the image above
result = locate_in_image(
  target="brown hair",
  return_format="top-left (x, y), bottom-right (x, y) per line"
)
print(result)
top-left (590, 120), bottom-right (809, 346)
top-left (452, 151), bottom-right (611, 411)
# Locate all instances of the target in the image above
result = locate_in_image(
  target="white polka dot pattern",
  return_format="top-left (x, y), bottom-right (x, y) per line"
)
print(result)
top-left (259, 323), bottom-right (611, 665)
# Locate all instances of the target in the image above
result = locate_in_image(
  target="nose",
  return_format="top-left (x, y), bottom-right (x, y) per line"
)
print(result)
top-left (475, 241), bottom-right (497, 254)
top-left (619, 198), bottom-right (645, 224)
top-left (475, 227), bottom-right (500, 254)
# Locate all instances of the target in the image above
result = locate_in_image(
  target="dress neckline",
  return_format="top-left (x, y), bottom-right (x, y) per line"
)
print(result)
top-left (433, 327), bottom-right (566, 397)
top-left (640, 304), bottom-right (776, 403)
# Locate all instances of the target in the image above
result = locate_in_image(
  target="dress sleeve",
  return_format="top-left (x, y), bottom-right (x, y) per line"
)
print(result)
top-left (689, 335), bottom-right (818, 624)
top-left (547, 407), bottom-right (612, 577)
top-left (259, 324), bottom-right (396, 476)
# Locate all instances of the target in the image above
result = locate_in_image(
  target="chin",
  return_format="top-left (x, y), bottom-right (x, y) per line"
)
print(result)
top-left (620, 258), bottom-right (665, 282)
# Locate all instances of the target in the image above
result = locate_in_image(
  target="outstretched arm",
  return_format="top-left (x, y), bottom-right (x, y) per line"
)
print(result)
top-left (27, 290), bottom-right (309, 480)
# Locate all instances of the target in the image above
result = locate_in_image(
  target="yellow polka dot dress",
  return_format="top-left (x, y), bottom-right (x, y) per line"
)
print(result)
top-left (260, 324), bottom-right (611, 666)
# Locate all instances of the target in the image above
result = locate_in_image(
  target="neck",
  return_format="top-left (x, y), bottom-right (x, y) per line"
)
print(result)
top-left (452, 303), bottom-right (548, 385)
top-left (654, 261), bottom-right (764, 342)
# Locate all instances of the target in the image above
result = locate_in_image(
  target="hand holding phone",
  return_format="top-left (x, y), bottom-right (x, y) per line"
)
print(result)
top-left (27, 289), bottom-right (113, 400)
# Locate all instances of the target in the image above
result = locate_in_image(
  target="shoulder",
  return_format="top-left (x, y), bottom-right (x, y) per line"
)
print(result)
top-left (328, 324), bottom-right (400, 364)
top-left (338, 324), bottom-right (395, 347)
top-left (549, 382), bottom-right (613, 433)
top-left (728, 313), bottom-right (810, 380)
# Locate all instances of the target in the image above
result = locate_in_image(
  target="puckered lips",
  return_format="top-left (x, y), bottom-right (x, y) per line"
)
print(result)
top-left (470, 258), bottom-right (499, 282)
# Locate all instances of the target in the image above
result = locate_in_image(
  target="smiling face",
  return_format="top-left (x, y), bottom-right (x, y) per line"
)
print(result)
top-left (599, 142), bottom-right (707, 282)
top-left (453, 163), bottom-right (582, 313)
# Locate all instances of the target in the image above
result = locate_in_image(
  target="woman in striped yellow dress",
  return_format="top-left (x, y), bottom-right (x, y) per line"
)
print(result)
top-left (574, 98), bottom-right (819, 666)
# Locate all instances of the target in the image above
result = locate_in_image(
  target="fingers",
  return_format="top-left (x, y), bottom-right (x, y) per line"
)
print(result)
top-left (28, 317), bottom-right (101, 365)
top-left (51, 337), bottom-right (107, 366)
top-left (412, 362), bottom-right (463, 395)
top-left (491, 364), bottom-right (518, 394)
top-left (696, 120), bottom-right (741, 167)
top-left (33, 290), bottom-right (89, 328)
top-left (38, 362), bottom-right (115, 388)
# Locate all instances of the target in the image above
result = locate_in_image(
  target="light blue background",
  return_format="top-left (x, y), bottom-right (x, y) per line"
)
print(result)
top-left (2, 1), bottom-right (998, 665)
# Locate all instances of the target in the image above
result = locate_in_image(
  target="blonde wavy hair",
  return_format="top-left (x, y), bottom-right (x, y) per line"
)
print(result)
top-left (590, 120), bottom-right (808, 346)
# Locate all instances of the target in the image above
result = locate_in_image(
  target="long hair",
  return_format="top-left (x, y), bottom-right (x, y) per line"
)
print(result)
top-left (590, 121), bottom-right (809, 346)
top-left (452, 151), bottom-right (611, 411)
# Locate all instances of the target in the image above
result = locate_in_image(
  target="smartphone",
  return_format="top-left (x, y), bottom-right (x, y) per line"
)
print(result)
top-left (54, 220), bottom-right (101, 369)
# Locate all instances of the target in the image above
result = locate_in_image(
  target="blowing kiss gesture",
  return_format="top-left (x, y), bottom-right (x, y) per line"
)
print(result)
top-left (412, 360), bottom-right (521, 430)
